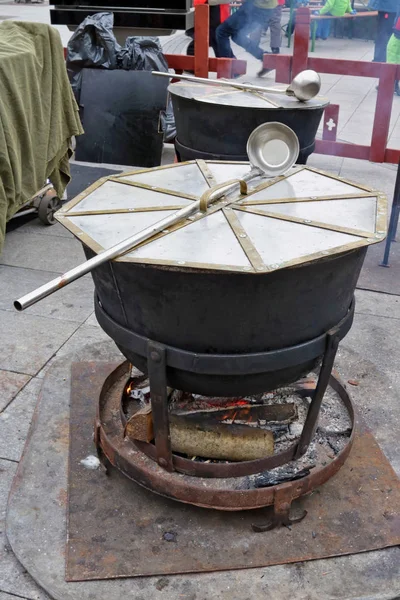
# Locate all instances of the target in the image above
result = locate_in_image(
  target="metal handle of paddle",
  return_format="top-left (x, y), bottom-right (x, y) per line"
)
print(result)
top-left (199, 179), bottom-right (248, 213)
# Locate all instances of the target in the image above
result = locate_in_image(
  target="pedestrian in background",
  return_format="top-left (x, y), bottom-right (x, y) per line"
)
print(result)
top-left (186, 0), bottom-right (231, 58)
top-left (386, 3), bottom-right (400, 93)
top-left (216, 0), bottom-right (277, 73)
top-left (369, 0), bottom-right (399, 62)
top-left (268, 0), bottom-right (285, 53)
top-left (314, 0), bottom-right (356, 41)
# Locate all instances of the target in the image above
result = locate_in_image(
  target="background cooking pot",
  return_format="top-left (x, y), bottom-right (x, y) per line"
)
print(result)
top-left (169, 81), bottom-right (329, 165)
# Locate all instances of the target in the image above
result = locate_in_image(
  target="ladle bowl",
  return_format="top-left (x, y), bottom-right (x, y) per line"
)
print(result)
top-left (287, 70), bottom-right (322, 102)
top-left (247, 122), bottom-right (300, 177)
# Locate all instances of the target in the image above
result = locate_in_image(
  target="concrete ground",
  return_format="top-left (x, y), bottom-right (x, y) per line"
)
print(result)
top-left (0, 3), bottom-right (399, 599)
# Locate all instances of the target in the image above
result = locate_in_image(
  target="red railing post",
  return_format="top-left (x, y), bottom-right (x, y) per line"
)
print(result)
top-left (216, 58), bottom-right (233, 79)
top-left (322, 104), bottom-right (339, 142)
top-left (194, 3), bottom-right (210, 78)
top-left (370, 63), bottom-right (396, 163)
top-left (292, 7), bottom-right (310, 77)
top-left (275, 55), bottom-right (292, 84)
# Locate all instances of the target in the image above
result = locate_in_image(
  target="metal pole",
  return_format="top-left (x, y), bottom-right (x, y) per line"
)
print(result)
top-left (153, 70), bottom-right (290, 95)
top-left (380, 158), bottom-right (400, 267)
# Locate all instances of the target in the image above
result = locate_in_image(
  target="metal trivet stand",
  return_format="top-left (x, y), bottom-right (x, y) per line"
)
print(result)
top-left (95, 295), bottom-right (356, 531)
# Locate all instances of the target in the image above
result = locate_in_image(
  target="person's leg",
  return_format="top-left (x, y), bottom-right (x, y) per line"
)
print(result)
top-left (373, 12), bottom-right (385, 61)
top-left (315, 18), bottom-right (323, 39)
top-left (373, 11), bottom-right (395, 62)
top-left (233, 5), bottom-right (274, 60)
top-left (249, 24), bottom-right (263, 47)
top-left (269, 5), bottom-right (283, 52)
top-left (210, 27), bottom-right (226, 57)
top-left (382, 13), bottom-right (397, 60)
top-left (215, 3), bottom-right (250, 58)
top-left (320, 16), bottom-right (331, 39)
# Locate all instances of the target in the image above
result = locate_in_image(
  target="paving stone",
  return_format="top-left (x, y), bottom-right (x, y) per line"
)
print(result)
top-left (0, 460), bottom-right (50, 600)
top-left (0, 378), bottom-right (43, 462)
top-left (329, 77), bottom-right (375, 94)
top-left (0, 265), bottom-right (94, 323)
top-left (307, 153), bottom-right (343, 174)
top-left (36, 325), bottom-right (120, 379)
top-left (0, 371), bottom-right (31, 413)
top-left (339, 158), bottom-right (397, 198)
top-left (345, 312), bottom-right (400, 393)
top-left (336, 343), bottom-right (400, 476)
top-left (1, 231), bottom-right (85, 274)
top-left (15, 221), bottom-right (74, 239)
top-left (355, 289), bottom-right (400, 320)
top-left (83, 312), bottom-right (99, 327)
top-left (0, 310), bottom-right (78, 376)
top-left (161, 144), bottom-right (176, 166)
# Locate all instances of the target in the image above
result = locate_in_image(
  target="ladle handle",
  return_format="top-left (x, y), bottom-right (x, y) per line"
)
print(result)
top-left (152, 71), bottom-right (289, 97)
top-left (14, 172), bottom-right (258, 311)
top-left (199, 179), bottom-right (248, 212)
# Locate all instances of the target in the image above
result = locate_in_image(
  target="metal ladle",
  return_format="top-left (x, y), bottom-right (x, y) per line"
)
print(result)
top-left (152, 69), bottom-right (322, 102)
top-left (14, 123), bottom-right (299, 311)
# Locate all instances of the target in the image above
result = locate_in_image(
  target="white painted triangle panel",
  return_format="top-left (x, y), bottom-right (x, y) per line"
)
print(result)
top-left (255, 197), bottom-right (377, 232)
top-left (127, 211), bottom-right (251, 268)
top-left (234, 210), bottom-right (360, 268)
top-left (69, 181), bottom-right (192, 213)
top-left (121, 163), bottom-right (210, 196)
top-left (245, 169), bottom-right (367, 202)
top-left (66, 211), bottom-right (176, 250)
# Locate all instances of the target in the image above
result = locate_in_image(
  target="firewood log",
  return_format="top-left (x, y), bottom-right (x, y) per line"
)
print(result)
top-left (169, 415), bottom-right (274, 461)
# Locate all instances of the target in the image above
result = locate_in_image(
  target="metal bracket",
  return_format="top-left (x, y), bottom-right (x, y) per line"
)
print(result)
top-left (294, 327), bottom-right (340, 459)
top-left (251, 482), bottom-right (307, 532)
top-left (147, 341), bottom-right (174, 472)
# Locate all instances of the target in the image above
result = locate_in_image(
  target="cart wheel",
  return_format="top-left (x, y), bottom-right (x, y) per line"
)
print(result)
top-left (38, 191), bottom-right (62, 226)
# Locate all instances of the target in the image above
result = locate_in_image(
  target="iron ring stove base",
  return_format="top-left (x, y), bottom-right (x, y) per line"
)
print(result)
top-left (95, 362), bottom-right (355, 527)
top-left (95, 294), bottom-right (355, 478)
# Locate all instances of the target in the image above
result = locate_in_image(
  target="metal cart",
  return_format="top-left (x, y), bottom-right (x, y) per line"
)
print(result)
top-left (11, 182), bottom-right (62, 226)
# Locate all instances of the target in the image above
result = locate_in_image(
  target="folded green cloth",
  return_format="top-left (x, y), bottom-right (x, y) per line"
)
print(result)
top-left (0, 21), bottom-right (84, 253)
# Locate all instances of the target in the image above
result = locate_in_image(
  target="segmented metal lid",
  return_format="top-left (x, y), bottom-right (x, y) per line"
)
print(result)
top-left (168, 81), bottom-right (329, 110)
top-left (56, 161), bottom-right (387, 274)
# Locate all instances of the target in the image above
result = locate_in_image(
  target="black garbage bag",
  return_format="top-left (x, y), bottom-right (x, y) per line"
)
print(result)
top-left (67, 12), bottom-right (121, 102)
top-left (66, 11), bottom-right (176, 154)
top-left (117, 37), bottom-right (168, 72)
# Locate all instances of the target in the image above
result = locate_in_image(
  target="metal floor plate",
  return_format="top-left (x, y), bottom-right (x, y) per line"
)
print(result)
top-left (66, 362), bottom-right (400, 582)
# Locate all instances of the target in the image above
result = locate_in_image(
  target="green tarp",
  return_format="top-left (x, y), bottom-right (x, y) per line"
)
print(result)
top-left (0, 21), bottom-right (83, 252)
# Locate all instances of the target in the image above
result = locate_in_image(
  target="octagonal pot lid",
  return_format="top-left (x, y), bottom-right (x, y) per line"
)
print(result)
top-left (168, 81), bottom-right (329, 110)
top-left (56, 161), bottom-right (387, 274)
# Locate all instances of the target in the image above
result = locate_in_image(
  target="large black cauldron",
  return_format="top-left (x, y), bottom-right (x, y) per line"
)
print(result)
top-left (57, 161), bottom-right (384, 398)
top-left (169, 81), bottom-right (329, 165)
top-left (87, 246), bottom-right (366, 396)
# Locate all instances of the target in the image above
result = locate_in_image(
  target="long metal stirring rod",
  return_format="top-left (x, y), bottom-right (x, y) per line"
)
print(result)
top-left (14, 170), bottom-right (259, 312)
top-left (152, 70), bottom-right (292, 96)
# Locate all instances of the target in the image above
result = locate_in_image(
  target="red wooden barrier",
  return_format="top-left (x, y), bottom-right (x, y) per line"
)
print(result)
top-left (262, 7), bottom-right (400, 164)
